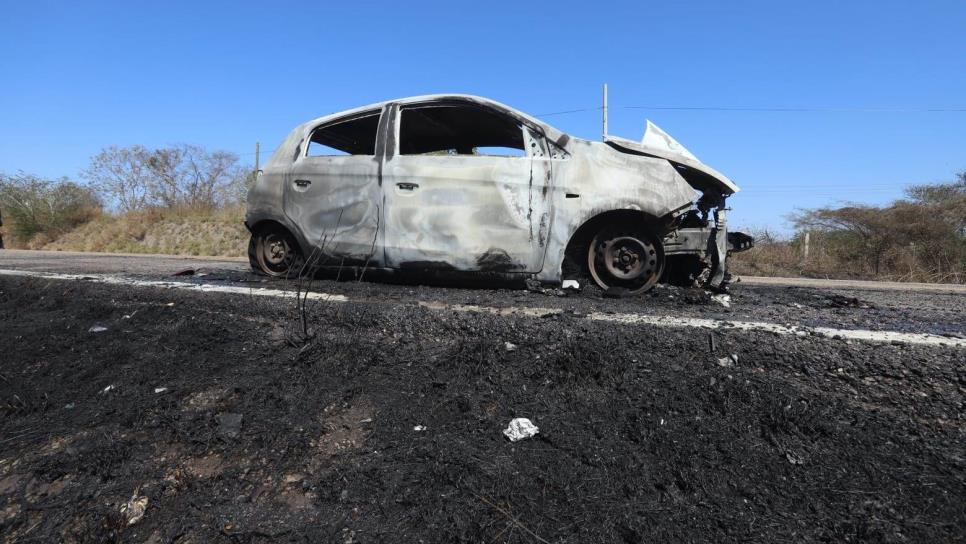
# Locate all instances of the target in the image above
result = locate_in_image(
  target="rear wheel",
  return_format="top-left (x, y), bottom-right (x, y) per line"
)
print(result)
top-left (587, 226), bottom-right (664, 294)
top-left (249, 227), bottom-right (302, 277)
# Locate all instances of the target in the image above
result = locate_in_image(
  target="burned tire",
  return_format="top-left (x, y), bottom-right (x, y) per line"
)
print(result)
top-left (248, 227), bottom-right (303, 278)
top-left (587, 226), bottom-right (664, 294)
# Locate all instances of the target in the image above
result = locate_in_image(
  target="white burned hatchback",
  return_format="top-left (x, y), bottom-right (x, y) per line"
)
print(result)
top-left (246, 94), bottom-right (751, 293)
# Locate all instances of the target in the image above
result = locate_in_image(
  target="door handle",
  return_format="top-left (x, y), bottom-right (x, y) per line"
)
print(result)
top-left (396, 182), bottom-right (419, 191)
top-left (294, 179), bottom-right (311, 187)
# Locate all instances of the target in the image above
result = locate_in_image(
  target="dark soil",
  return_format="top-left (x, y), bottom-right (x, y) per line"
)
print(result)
top-left (0, 276), bottom-right (963, 543)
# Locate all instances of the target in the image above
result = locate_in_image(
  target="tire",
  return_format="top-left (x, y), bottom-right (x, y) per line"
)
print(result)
top-left (248, 226), bottom-right (303, 278)
top-left (587, 225), bottom-right (664, 294)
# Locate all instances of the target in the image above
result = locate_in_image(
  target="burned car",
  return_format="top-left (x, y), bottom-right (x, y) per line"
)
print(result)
top-left (246, 94), bottom-right (752, 293)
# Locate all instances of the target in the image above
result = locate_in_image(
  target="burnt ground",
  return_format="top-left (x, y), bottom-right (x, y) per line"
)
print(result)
top-left (0, 274), bottom-right (964, 543)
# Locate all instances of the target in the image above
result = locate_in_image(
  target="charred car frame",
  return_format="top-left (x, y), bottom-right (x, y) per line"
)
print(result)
top-left (246, 94), bottom-right (752, 293)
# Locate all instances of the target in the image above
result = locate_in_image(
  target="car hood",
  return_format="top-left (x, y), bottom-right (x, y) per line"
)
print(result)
top-left (604, 121), bottom-right (740, 195)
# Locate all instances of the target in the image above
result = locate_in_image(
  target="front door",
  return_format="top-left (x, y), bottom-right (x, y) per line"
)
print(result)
top-left (381, 102), bottom-right (553, 273)
top-left (283, 109), bottom-right (383, 264)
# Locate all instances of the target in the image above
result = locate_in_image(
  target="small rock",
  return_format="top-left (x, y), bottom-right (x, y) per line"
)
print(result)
top-left (504, 341), bottom-right (518, 352)
top-left (711, 294), bottom-right (731, 308)
top-left (154, 387), bottom-right (168, 394)
top-left (413, 425), bottom-right (427, 432)
top-left (101, 384), bottom-right (116, 394)
top-left (88, 325), bottom-right (108, 333)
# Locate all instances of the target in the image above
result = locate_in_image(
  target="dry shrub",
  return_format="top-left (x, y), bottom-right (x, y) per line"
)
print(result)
top-left (0, 172), bottom-right (102, 248)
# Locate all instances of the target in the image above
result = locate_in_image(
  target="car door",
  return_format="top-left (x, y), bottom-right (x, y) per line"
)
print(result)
top-left (381, 101), bottom-right (553, 273)
top-left (283, 109), bottom-right (384, 264)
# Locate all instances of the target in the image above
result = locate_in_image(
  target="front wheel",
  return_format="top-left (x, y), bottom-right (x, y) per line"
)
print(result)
top-left (248, 227), bottom-right (303, 277)
top-left (587, 226), bottom-right (664, 294)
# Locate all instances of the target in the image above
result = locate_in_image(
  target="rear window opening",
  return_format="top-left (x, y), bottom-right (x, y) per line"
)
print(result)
top-left (399, 104), bottom-right (525, 157)
top-left (308, 112), bottom-right (380, 156)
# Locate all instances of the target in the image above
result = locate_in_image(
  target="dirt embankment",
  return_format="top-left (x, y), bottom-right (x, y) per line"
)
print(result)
top-left (37, 207), bottom-right (247, 257)
top-left (0, 276), bottom-right (963, 543)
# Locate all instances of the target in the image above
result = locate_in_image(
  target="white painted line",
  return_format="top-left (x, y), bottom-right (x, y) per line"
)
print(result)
top-left (0, 268), bottom-right (347, 302)
top-left (1, 268), bottom-right (963, 348)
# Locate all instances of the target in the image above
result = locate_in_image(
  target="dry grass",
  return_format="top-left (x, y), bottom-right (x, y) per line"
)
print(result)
top-left (42, 206), bottom-right (247, 257)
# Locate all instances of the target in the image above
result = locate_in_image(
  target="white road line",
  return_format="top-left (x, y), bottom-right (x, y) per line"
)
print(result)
top-left (0, 268), bottom-right (347, 302)
top-left (2, 268), bottom-right (963, 348)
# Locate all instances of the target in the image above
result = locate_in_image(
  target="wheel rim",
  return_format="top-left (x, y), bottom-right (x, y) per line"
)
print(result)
top-left (258, 232), bottom-right (296, 276)
top-left (588, 231), bottom-right (663, 293)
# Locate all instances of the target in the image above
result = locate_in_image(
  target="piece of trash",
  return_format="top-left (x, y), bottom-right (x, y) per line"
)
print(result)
top-left (717, 355), bottom-right (737, 368)
top-left (711, 294), bottom-right (731, 308)
top-left (413, 425), bottom-right (427, 432)
top-left (217, 412), bottom-right (243, 439)
top-left (64, 403), bottom-right (75, 410)
top-left (122, 310), bottom-right (138, 320)
top-left (504, 341), bottom-right (518, 352)
top-left (561, 279), bottom-right (580, 290)
top-left (171, 269), bottom-right (195, 276)
top-left (503, 418), bottom-right (539, 442)
top-left (164, 302), bottom-right (175, 307)
top-left (154, 387), bottom-right (168, 394)
top-left (120, 489), bottom-right (148, 525)
top-left (88, 325), bottom-right (108, 333)
top-left (101, 384), bottom-right (116, 394)
top-left (786, 452), bottom-right (805, 465)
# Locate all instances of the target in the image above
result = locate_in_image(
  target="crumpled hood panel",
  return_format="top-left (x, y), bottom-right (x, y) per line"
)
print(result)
top-left (604, 121), bottom-right (740, 195)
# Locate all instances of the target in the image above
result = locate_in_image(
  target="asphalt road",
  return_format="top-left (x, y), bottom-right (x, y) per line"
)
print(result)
top-left (2, 248), bottom-right (964, 294)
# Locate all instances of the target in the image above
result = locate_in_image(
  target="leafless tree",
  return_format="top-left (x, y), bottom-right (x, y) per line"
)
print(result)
top-left (84, 144), bottom-right (249, 211)
top-left (82, 146), bottom-right (153, 212)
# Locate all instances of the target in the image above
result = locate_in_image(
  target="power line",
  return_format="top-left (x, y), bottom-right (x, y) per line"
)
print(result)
top-left (533, 104), bottom-right (966, 118)
top-left (621, 105), bottom-right (966, 113)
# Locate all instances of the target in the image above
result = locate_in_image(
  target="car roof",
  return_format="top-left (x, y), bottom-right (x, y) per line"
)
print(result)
top-left (299, 94), bottom-right (565, 140)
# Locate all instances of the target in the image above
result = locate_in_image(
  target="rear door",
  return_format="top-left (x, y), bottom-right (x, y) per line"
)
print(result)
top-left (283, 109), bottom-right (383, 263)
top-left (381, 101), bottom-right (553, 273)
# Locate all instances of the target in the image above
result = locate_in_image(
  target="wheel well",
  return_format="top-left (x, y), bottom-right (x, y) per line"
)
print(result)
top-left (247, 220), bottom-right (305, 254)
top-left (562, 210), bottom-right (664, 278)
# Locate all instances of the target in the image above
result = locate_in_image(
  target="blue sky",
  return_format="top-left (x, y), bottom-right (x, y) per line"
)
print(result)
top-left (1, 0), bottom-right (964, 231)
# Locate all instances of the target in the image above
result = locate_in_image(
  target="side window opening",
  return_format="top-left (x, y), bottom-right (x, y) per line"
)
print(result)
top-left (399, 104), bottom-right (526, 157)
top-left (307, 112), bottom-right (380, 156)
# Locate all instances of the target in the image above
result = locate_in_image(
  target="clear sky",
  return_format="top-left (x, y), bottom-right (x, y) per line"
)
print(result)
top-left (1, 0), bottom-right (964, 231)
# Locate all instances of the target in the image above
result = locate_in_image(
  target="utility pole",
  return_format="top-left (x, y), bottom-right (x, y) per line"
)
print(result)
top-left (602, 83), bottom-right (608, 141)
top-left (254, 142), bottom-right (260, 179)
top-left (803, 231), bottom-right (810, 262)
